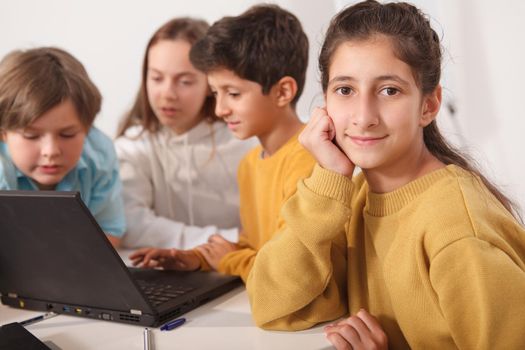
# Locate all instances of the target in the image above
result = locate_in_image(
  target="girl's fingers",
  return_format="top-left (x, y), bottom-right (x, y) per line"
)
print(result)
top-left (306, 108), bottom-right (329, 132)
top-left (343, 318), bottom-right (370, 347)
top-left (328, 311), bottom-right (388, 350)
top-left (300, 116), bottom-right (332, 150)
top-left (310, 106), bottom-right (329, 122)
top-left (356, 310), bottom-right (388, 348)
top-left (326, 331), bottom-right (354, 350)
top-left (355, 309), bottom-right (378, 331)
top-left (328, 323), bottom-right (361, 342)
top-left (301, 107), bottom-right (327, 136)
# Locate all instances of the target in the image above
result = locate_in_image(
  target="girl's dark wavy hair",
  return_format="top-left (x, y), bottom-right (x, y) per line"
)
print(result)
top-left (319, 0), bottom-right (521, 221)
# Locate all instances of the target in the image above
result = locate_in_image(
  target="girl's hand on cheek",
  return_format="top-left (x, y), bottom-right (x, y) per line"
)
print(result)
top-left (299, 107), bottom-right (355, 177)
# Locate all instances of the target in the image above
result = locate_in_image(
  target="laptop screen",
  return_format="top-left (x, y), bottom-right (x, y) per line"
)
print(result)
top-left (0, 190), bottom-right (241, 327)
top-left (0, 191), bottom-right (152, 313)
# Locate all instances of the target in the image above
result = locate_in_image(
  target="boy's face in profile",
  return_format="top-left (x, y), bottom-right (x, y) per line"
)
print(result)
top-left (2, 99), bottom-right (87, 190)
top-left (208, 69), bottom-right (280, 140)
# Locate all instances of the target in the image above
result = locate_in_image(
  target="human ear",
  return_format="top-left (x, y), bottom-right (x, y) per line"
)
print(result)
top-left (273, 76), bottom-right (298, 107)
top-left (420, 85), bottom-right (442, 127)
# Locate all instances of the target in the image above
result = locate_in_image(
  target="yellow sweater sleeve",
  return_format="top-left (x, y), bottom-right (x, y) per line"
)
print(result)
top-left (218, 142), bottom-right (316, 283)
top-left (247, 165), bottom-right (354, 330)
top-left (430, 237), bottom-right (525, 348)
top-left (217, 249), bottom-right (256, 283)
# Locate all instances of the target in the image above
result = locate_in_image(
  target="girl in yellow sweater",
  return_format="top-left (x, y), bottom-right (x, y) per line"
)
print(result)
top-left (247, 1), bottom-right (525, 349)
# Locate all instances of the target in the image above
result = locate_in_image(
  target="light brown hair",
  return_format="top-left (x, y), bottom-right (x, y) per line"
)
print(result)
top-left (117, 17), bottom-right (217, 137)
top-left (0, 47), bottom-right (101, 131)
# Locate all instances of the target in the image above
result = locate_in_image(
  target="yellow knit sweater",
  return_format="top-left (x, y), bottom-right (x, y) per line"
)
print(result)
top-left (248, 164), bottom-right (525, 349)
top-left (217, 132), bottom-right (316, 282)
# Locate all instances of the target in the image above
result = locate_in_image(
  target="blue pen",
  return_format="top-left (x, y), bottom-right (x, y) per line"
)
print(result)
top-left (160, 317), bottom-right (186, 331)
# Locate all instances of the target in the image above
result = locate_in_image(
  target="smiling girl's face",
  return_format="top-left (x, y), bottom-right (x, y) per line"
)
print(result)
top-left (326, 35), bottom-right (439, 177)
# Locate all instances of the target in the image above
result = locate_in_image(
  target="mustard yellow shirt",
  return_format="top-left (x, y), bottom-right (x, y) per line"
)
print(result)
top-left (248, 164), bottom-right (525, 349)
top-left (217, 132), bottom-right (316, 282)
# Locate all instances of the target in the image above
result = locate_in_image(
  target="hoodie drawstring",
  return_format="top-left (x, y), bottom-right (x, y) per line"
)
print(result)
top-left (183, 133), bottom-right (194, 226)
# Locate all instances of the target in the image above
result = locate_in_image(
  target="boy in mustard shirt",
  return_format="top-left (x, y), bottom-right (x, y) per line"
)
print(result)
top-left (130, 4), bottom-right (316, 282)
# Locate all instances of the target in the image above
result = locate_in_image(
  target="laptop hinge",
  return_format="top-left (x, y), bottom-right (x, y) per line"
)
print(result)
top-left (130, 309), bottom-right (142, 315)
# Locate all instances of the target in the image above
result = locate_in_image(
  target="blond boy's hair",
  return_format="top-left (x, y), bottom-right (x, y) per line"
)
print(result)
top-left (0, 47), bottom-right (101, 131)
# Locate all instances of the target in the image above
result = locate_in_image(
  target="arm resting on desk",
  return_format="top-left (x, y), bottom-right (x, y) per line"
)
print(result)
top-left (247, 165), bottom-right (353, 331)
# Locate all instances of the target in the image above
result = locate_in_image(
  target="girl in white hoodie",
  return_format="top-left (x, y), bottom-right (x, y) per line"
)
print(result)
top-left (115, 18), bottom-right (254, 249)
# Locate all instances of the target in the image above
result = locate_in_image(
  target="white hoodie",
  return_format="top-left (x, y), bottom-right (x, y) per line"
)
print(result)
top-left (115, 120), bottom-right (255, 249)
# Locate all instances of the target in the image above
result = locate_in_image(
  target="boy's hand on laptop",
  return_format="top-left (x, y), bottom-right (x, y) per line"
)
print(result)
top-left (299, 107), bottom-right (355, 177)
top-left (195, 234), bottom-right (238, 270)
top-left (129, 248), bottom-right (201, 271)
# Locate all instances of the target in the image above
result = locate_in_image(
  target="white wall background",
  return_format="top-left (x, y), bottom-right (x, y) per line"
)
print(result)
top-left (1, 0), bottom-right (524, 218)
top-left (429, 0), bottom-right (525, 219)
top-left (0, 0), bottom-right (334, 132)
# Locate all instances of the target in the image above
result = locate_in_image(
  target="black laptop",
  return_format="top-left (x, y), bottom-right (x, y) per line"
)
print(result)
top-left (0, 190), bottom-right (241, 327)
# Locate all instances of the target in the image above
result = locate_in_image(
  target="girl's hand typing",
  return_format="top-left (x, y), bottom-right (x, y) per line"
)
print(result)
top-left (299, 107), bottom-right (355, 177)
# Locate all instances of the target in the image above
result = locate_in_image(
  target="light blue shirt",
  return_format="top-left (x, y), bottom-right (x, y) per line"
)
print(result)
top-left (0, 127), bottom-right (126, 236)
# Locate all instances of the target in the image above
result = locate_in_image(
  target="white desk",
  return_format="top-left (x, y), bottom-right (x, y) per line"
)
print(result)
top-left (1, 250), bottom-right (333, 349)
top-left (1, 288), bottom-right (332, 350)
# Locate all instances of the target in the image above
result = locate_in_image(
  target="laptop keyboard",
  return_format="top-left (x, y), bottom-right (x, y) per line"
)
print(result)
top-left (136, 280), bottom-right (195, 307)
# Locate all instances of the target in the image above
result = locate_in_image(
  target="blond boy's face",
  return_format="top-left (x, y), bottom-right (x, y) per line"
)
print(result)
top-left (2, 99), bottom-right (86, 190)
top-left (207, 69), bottom-right (279, 140)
